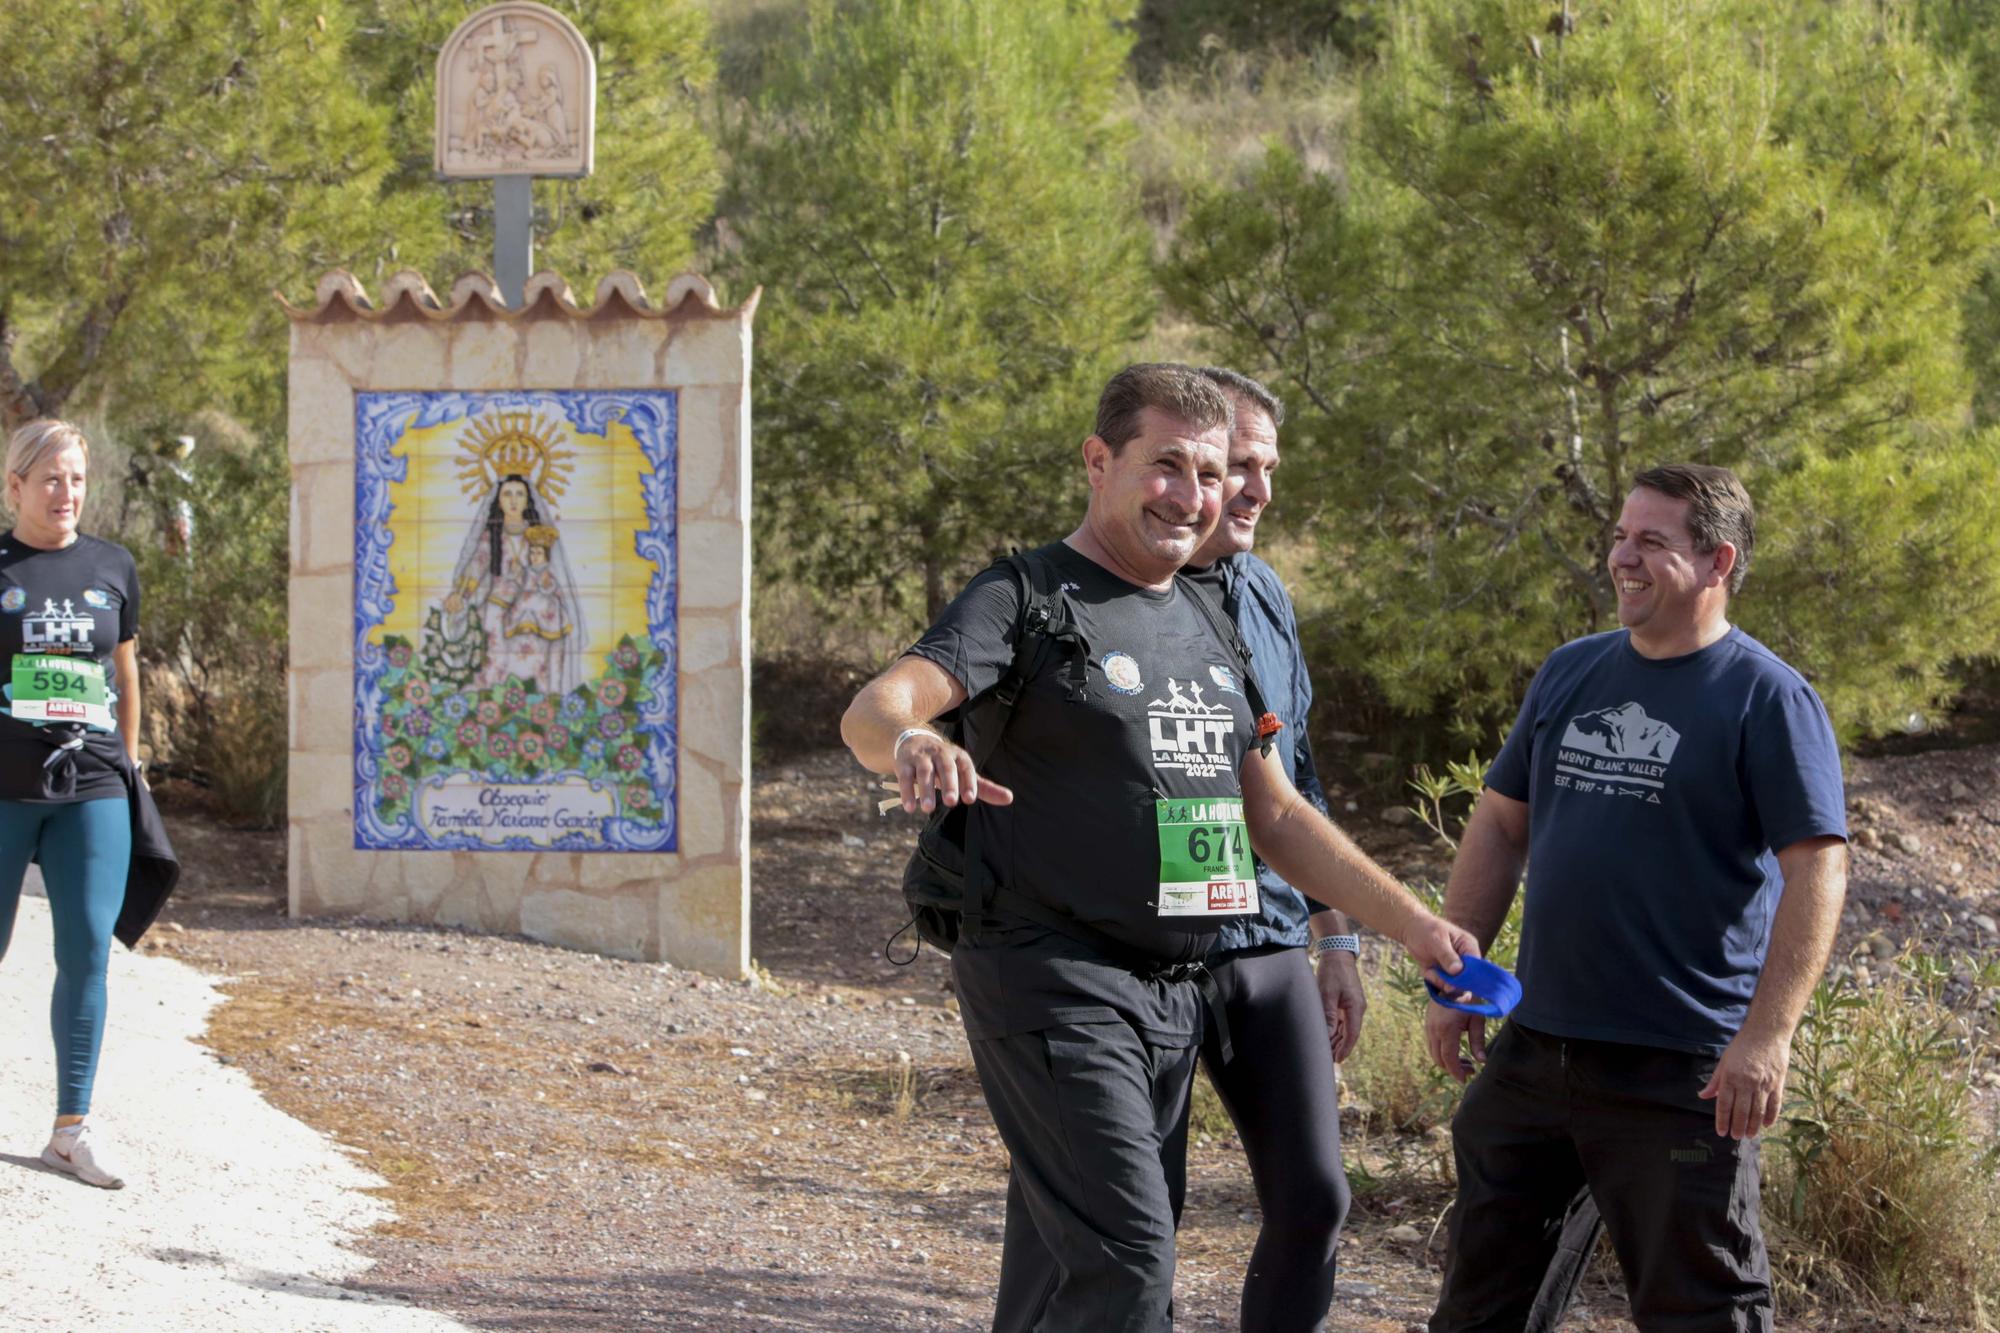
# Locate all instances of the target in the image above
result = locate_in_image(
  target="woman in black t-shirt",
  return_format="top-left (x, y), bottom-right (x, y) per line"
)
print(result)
top-left (0, 419), bottom-right (143, 1189)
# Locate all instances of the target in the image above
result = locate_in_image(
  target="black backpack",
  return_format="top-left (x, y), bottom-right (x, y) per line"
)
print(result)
top-left (887, 548), bottom-right (1269, 966)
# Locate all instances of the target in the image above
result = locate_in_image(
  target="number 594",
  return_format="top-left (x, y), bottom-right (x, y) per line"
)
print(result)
top-left (31, 670), bottom-right (79, 694)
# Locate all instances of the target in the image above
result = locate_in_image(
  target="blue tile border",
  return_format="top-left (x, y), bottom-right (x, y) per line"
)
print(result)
top-left (350, 389), bottom-right (679, 853)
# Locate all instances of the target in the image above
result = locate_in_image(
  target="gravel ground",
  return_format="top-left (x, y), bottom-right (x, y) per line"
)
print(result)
top-left (125, 739), bottom-right (2000, 1332)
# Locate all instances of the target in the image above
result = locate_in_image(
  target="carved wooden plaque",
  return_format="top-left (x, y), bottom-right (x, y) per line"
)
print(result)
top-left (435, 2), bottom-right (596, 179)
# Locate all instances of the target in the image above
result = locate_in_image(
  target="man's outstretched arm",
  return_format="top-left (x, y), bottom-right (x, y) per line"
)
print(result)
top-left (1425, 788), bottom-right (1530, 1083)
top-left (1242, 749), bottom-right (1477, 983)
top-left (841, 657), bottom-right (1013, 813)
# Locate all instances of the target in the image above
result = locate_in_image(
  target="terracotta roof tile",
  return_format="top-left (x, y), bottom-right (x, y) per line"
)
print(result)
top-left (276, 268), bottom-right (758, 324)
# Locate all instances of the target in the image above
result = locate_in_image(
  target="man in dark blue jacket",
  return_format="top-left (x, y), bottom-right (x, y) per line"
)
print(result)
top-left (1184, 371), bottom-right (1611, 1331)
top-left (1184, 368), bottom-right (1364, 1331)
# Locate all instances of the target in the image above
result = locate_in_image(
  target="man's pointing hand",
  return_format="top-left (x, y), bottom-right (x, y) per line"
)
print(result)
top-left (896, 730), bottom-right (1016, 814)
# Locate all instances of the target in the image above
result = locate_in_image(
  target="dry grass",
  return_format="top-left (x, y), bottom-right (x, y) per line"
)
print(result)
top-left (1187, 1067), bottom-right (1234, 1141)
top-left (707, 0), bottom-right (807, 100)
top-left (243, 1037), bottom-right (918, 1230)
top-left (201, 982), bottom-right (482, 1233)
top-left (1768, 958), bottom-right (2000, 1328)
top-left (750, 580), bottom-right (906, 672)
top-left (1339, 981), bottom-right (1462, 1138)
top-left (198, 977), bottom-right (724, 1236)
top-left (1121, 42), bottom-right (1356, 250)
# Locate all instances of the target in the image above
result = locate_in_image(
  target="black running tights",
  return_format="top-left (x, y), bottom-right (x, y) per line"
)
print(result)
top-left (1200, 945), bottom-right (1350, 1333)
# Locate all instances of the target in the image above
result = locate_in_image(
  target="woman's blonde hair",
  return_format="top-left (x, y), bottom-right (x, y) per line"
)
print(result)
top-left (3, 419), bottom-right (90, 516)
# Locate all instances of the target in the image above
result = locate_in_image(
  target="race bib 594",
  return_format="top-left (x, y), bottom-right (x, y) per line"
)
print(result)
top-left (9, 654), bottom-right (114, 731)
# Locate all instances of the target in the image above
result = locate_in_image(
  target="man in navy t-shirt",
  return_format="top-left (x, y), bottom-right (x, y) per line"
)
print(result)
top-left (1427, 464), bottom-right (1849, 1332)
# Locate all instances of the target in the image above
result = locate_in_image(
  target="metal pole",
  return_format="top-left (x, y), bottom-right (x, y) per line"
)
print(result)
top-left (493, 175), bottom-right (534, 308)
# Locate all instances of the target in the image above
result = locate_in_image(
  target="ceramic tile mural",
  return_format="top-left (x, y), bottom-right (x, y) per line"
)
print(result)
top-left (352, 389), bottom-right (678, 851)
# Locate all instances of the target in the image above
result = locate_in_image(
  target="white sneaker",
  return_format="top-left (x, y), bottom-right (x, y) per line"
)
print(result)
top-left (41, 1123), bottom-right (126, 1189)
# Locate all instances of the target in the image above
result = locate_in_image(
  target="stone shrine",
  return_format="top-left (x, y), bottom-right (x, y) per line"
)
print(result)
top-left (281, 270), bottom-right (755, 975)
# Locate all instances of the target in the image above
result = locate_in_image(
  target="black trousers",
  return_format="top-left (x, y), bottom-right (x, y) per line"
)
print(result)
top-left (1432, 1023), bottom-right (1772, 1333)
top-left (1199, 944), bottom-right (1350, 1333)
top-left (969, 1019), bottom-right (1198, 1333)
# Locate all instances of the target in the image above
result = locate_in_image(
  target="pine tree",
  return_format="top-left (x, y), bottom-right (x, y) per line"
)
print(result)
top-left (722, 0), bottom-right (1154, 624)
top-left (1166, 0), bottom-right (2000, 739)
top-left (0, 1), bottom-right (397, 435)
top-left (0, 0), bottom-right (718, 442)
top-left (344, 0), bottom-right (717, 284)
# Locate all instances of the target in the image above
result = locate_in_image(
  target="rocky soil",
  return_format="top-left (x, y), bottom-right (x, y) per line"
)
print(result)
top-left (140, 738), bottom-right (2000, 1331)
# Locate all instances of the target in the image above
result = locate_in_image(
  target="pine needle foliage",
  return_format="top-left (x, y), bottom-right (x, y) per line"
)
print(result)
top-left (1165, 0), bottom-right (2000, 741)
top-left (721, 0), bottom-right (1154, 625)
top-left (0, 0), bottom-right (717, 444)
top-left (0, 0), bottom-right (397, 436)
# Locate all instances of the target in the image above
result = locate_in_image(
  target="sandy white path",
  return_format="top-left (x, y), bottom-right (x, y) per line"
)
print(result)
top-left (0, 880), bottom-right (467, 1332)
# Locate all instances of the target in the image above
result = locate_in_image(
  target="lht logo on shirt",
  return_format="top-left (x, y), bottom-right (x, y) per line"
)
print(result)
top-left (1555, 701), bottom-right (1680, 803)
top-left (1147, 678), bottom-right (1234, 778)
top-left (22, 598), bottom-right (95, 652)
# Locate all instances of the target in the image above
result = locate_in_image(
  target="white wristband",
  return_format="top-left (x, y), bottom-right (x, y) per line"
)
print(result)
top-left (893, 726), bottom-right (941, 758)
top-left (1313, 933), bottom-right (1360, 957)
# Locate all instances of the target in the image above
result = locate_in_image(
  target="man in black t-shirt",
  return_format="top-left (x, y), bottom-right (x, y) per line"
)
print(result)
top-left (843, 364), bottom-right (1476, 1331)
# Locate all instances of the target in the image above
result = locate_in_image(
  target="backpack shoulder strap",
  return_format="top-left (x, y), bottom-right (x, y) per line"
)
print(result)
top-left (1002, 547), bottom-right (1090, 704)
top-left (957, 553), bottom-right (1037, 771)
top-left (1175, 569), bottom-right (1274, 751)
top-left (953, 547), bottom-right (1090, 914)
top-left (1217, 555), bottom-right (1246, 622)
top-left (963, 549), bottom-right (1063, 765)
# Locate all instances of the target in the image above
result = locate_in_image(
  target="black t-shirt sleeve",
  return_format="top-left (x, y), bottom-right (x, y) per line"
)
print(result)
top-left (904, 564), bottom-right (1022, 701)
top-left (118, 544), bottom-right (140, 643)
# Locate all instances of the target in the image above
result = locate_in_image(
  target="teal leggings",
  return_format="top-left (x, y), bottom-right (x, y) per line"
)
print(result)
top-left (0, 798), bottom-right (130, 1116)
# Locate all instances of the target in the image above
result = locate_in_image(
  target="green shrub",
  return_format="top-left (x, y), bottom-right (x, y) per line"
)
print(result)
top-left (1342, 975), bottom-right (1461, 1137)
top-left (722, 0), bottom-right (1154, 628)
top-left (1343, 753), bottom-right (1522, 1136)
top-left (1166, 0), bottom-right (2000, 744)
top-left (1345, 759), bottom-right (2000, 1328)
top-left (1769, 953), bottom-right (2000, 1324)
top-left (133, 430), bottom-right (288, 826)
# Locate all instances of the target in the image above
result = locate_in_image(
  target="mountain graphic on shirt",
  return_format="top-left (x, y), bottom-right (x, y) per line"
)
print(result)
top-left (1560, 702), bottom-right (1681, 762)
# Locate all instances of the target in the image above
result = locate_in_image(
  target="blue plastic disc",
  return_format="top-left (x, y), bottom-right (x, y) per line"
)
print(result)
top-left (1424, 954), bottom-right (1523, 1018)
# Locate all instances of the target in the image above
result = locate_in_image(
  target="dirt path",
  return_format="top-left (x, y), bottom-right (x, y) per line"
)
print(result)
top-left (0, 884), bottom-right (465, 1332)
top-left (137, 742), bottom-right (2000, 1330)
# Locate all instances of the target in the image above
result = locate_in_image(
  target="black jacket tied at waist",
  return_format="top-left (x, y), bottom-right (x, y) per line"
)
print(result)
top-left (114, 751), bottom-right (179, 948)
top-left (39, 729), bottom-right (87, 798)
top-left (22, 724), bottom-right (180, 948)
